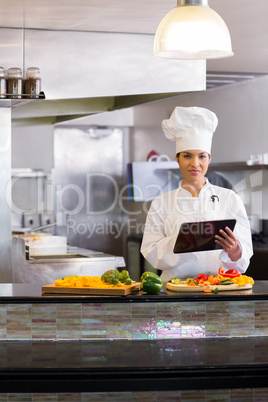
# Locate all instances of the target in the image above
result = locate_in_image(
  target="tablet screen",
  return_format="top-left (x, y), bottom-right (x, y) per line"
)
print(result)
top-left (173, 219), bottom-right (236, 254)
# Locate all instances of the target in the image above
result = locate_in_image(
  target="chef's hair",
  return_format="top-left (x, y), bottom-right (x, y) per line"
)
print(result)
top-left (176, 151), bottom-right (211, 159)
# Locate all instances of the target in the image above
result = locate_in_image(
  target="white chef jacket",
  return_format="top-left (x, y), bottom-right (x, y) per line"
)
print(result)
top-left (140, 179), bottom-right (253, 283)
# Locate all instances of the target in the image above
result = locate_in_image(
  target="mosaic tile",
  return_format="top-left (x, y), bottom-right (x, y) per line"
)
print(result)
top-left (105, 303), bottom-right (132, 339)
top-left (205, 302), bottom-right (231, 337)
top-left (6, 304), bottom-right (32, 340)
top-left (181, 389), bottom-right (206, 400)
top-left (156, 302), bottom-right (181, 339)
top-left (32, 304), bottom-right (57, 340)
top-left (205, 322), bottom-right (231, 337)
top-left (254, 387), bottom-right (268, 402)
top-left (255, 302), bottom-right (268, 336)
top-left (33, 395), bottom-right (57, 401)
top-left (0, 298), bottom-right (268, 341)
top-left (82, 394), bottom-right (107, 402)
top-left (181, 302), bottom-right (206, 338)
top-left (56, 303), bottom-right (82, 340)
top-left (5, 395), bottom-right (32, 401)
top-left (106, 322), bottom-right (132, 339)
top-left (156, 319), bottom-right (181, 339)
top-left (156, 390), bottom-right (183, 401)
top-left (132, 302), bottom-right (157, 316)
top-left (131, 302), bottom-right (157, 339)
top-left (229, 302), bottom-right (255, 337)
top-left (106, 303), bottom-right (132, 315)
top-left (0, 304), bottom-right (7, 322)
top-left (0, 390), bottom-right (267, 402)
top-left (0, 304), bottom-right (7, 339)
top-left (57, 394), bottom-right (82, 401)
top-left (106, 392), bottom-right (133, 401)
top-left (230, 388), bottom-right (254, 400)
top-left (82, 303), bottom-right (107, 339)
top-left (206, 389), bottom-right (230, 401)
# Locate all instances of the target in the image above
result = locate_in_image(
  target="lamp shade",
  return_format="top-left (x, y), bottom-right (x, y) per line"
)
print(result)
top-left (153, 2), bottom-right (234, 60)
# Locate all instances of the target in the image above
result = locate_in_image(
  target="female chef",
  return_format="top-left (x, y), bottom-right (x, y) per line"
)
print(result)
top-left (140, 106), bottom-right (253, 283)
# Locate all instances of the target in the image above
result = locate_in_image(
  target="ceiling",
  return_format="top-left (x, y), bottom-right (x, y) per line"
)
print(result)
top-left (2, 0), bottom-right (267, 124)
top-left (0, 0), bottom-right (267, 75)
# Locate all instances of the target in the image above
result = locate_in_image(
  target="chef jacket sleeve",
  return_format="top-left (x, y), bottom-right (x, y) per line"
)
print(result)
top-left (140, 198), bottom-right (179, 270)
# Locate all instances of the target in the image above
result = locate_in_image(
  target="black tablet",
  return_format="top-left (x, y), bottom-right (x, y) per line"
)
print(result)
top-left (173, 219), bottom-right (236, 254)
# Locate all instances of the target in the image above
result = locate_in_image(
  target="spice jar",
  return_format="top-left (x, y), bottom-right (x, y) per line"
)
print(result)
top-left (0, 67), bottom-right (6, 99)
top-left (7, 67), bottom-right (23, 99)
top-left (24, 67), bottom-right (41, 98)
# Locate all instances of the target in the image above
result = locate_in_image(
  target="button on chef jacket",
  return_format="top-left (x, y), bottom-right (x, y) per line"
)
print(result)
top-left (140, 178), bottom-right (253, 283)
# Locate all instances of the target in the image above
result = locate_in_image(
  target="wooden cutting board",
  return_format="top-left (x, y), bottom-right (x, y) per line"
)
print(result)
top-left (42, 282), bottom-right (141, 296)
top-left (166, 282), bottom-right (253, 292)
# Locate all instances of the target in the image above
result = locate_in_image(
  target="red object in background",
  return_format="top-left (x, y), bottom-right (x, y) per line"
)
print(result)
top-left (147, 150), bottom-right (159, 161)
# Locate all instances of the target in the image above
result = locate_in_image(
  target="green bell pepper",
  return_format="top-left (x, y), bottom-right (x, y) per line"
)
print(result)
top-left (140, 271), bottom-right (163, 294)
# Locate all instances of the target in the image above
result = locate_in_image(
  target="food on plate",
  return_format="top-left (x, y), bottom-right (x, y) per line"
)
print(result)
top-left (218, 267), bottom-right (242, 278)
top-left (167, 267), bottom-right (254, 293)
top-left (171, 278), bottom-right (181, 285)
top-left (55, 269), bottom-right (134, 288)
top-left (140, 271), bottom-right (163, 294)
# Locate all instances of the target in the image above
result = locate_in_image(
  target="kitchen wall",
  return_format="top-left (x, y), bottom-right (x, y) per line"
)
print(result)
top-left (11, 74), bottom-right (268, 256)
top-left (129, 74), bottom-right (268, 227)
top-left (130, 75), bottom-right (268, 163)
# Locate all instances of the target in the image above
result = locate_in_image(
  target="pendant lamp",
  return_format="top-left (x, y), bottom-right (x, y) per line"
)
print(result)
top-left (154, 0), bottom-right (234, 59)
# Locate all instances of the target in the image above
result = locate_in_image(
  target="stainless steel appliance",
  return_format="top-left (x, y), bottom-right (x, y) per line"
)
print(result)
top-left (53, 125), bottom-right (129, 258)
top-left (12, 235), bottom-right (125, 285)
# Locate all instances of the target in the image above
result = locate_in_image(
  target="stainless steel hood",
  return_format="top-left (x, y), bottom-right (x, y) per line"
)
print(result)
top-left (0, 27), bottom-right (208, 125)
top-left (10, 72), bottom-right (262, 126)
top-left (0, 27), bottom-right (261, 125)
top-left (10, 92), bottom-right (188, 126)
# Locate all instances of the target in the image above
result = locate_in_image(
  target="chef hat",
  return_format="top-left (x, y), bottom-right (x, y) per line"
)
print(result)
top-left (161, 106), bottom-right (218, 154)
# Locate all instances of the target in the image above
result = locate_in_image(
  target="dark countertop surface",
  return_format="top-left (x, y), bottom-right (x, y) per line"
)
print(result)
top-left (0, 280), bottom-right (268, 303)
top-left (0, 337), bottom-right (268, 392)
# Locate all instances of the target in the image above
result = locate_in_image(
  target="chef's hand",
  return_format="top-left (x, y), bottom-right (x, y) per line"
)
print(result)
top-left (215, 226), bottom-right (242, 261)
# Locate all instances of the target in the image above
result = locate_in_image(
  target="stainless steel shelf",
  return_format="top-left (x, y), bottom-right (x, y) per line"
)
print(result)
top-left (209, 162), bottom-right (268, 171)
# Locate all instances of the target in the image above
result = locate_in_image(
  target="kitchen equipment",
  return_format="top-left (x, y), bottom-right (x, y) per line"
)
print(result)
top-left (13, 233), bottom-right (67, 256)
top-left (12, 235), bottom-right (125, 285)
top-left (25, 221), bottom-right (60, 234)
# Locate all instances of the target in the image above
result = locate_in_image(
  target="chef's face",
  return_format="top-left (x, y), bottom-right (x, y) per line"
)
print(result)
top-left (176, 150), bottom-right (211, 181)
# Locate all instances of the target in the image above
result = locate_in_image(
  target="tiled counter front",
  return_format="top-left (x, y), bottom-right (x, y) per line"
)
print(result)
top-left (1, 283), bottom-right (268, 399)
top-left (0, 299), bottom-right (268, 341)
top-left (1, 389), bottom-right (268, 402)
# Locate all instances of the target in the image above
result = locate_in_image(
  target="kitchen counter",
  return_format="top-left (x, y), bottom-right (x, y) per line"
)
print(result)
top-left (0, 280), bottom-right (267, 303)
top-left (0, 281), bottom-right (267, 343)
top-left (0, 281), bottom-right (268, 398)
